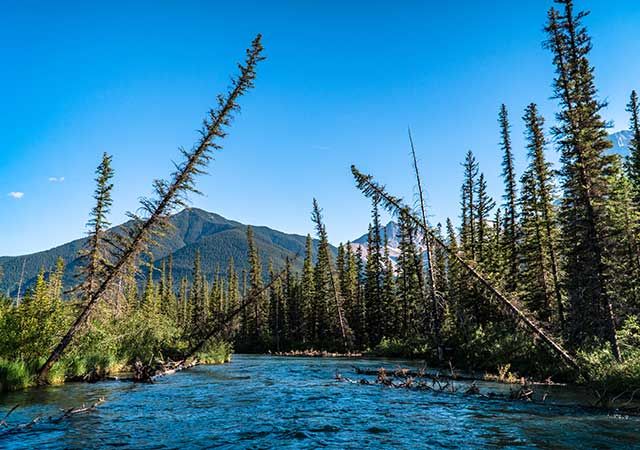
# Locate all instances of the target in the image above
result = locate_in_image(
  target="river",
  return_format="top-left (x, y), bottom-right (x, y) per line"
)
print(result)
top-left (1, 355), bottom-right (638, 449)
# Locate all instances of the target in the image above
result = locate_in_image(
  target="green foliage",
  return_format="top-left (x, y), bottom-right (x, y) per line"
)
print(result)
top-left (371, 337), bottom-right (431, 359)
top-left (196, 340), bottom-right (233, 364)
top-left (0, 359), bottom-right (32, 392)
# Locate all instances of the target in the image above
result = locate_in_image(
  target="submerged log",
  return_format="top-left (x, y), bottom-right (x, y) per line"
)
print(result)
top-left (0, 398), bottom-right (105, 436)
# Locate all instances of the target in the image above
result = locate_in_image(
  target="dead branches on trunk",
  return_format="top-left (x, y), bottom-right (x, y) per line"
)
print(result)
top-left (37, 36), bottom-right (265, 383)
top-left (351, 165), bottom-right (581, 372)
top-left (0, 398), bottom-right (105, 436)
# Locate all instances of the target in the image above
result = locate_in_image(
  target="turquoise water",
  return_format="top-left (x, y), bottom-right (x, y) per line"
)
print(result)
top-left (1, 355), bottom-right (638, 449)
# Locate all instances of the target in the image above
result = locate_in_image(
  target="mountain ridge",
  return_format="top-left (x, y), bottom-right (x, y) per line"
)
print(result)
top-left (0, 208), bottom-right (332, 296)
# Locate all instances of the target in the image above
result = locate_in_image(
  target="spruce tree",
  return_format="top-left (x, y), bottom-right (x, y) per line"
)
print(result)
top-left (545, 0), bottom-right (620, 358)
top-left (519, 167), bottom-right (554, 321)
top-left (189, 250), bottom-right (207, 339)
top-left (364, 196), bottom-right (384, 345)
top-left (300, 235), bottom-right (315, 344)
top-left (246, 226), bottom-right (266, 345)
top-left (476, 173), bottom-right (496, 265)
top-left (606, 156), bottom-right (640, 315)
top-left (499, 104), bottom-right (519, 291)
top-left (626, 90), bottom-right (640, 202)
top-left (77, 152), bottom-right (114, 297)
top-left (460, 150), bottom-right (479, 259)
top-left (381, 233), bottom-right (397, 337)
top-left (522, 103), bottom-right (565, 331)
top-left (311, 199), bottom-right (350, 349)
top-left (397, 211), bottom-right (423, 336)
top-left (226, 257), bottom-right (239, 335)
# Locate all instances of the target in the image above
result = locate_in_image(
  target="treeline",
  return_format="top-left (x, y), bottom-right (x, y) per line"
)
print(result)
top-left (2, 1), bottom-right (640, 391)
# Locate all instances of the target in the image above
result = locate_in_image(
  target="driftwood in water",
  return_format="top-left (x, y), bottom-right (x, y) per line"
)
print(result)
top-left (0, 398), bottom-right (105, 436)
top-left (351, 366), bottom-right (562, 387)
top-left (273, 350), bottom-right (363, 358)
top-left (350, 166), bottom-right (580, 372)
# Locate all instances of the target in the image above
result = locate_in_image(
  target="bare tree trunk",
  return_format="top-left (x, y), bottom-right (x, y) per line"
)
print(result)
top-left (37, 36), bottom-right (264, 383)
top-left (351, 166), bottom-right (581, 371)
top-left (408, 128), bottom-right (442, 361)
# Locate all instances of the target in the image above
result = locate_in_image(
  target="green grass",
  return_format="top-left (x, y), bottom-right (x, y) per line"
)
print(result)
top-left (0, 359), bottom-right (34, 392)
top-left (196, 340), bottom-right (233, 365)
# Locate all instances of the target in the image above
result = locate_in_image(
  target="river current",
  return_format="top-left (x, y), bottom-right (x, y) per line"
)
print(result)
top-left (1, 355), bottom-right (638, 449)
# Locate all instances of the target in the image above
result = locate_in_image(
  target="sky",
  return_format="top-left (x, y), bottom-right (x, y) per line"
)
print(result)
top-left (1, 0), bottom-right (639, 256)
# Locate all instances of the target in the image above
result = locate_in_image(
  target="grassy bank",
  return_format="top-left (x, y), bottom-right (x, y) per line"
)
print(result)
top-left (0, 341), bottom-right (233, 393)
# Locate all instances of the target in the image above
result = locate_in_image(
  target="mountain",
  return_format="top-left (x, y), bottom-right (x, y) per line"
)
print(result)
top-left (0, 208), bottom-right (330, 297)
top-left (609, 130), bottom-right (633, 156)
top-left (350, 221), bottom-right (414, 268)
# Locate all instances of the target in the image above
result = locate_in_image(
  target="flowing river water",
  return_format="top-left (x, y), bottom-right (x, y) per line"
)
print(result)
top-left (1, 355), bottom-right (638, 449)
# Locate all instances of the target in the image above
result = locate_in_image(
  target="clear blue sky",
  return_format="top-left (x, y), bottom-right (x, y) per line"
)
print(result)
top-left (1, 0), bottom-right (639, 256)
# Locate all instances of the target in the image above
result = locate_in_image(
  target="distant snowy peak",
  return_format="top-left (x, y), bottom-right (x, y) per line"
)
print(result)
top-left (352, 221), bottom-right (401, 247)
top-left (349, 221), bottom-right (426, 269)
top-left (609, 130), bottom-right (633, 156)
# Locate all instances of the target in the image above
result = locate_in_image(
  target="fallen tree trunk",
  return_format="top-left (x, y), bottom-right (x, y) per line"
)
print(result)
top-left (36, 36), bottom-right (265, 383)
top-left (149, 258), bottom-right (297, 380)
top-left (351, 165), bottom-right (581, 372)
top-left (0, 398), bottom-right (105, 436)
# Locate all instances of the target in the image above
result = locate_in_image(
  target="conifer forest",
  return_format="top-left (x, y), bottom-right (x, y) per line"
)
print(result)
top-left (2, 0), bottom-right (640, 447)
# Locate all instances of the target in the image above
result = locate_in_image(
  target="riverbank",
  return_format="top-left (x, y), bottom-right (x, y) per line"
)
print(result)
top-left (0, 341), bottom-right (232, 393)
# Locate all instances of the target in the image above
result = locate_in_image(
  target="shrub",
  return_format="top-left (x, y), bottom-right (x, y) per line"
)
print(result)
top-left (0, 359), bottom-right (33, 392)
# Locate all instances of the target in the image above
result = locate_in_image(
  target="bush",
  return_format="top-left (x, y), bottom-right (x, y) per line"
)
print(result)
top-left (0, 359), bottom-right (33, 392)
top-left (196, 340), bottom-right (233, 364)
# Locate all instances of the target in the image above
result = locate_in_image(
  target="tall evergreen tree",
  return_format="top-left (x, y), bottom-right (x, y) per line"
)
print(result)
top-left (311, 199), bottom-right (350, 349)
top-left (460, 150), bottom-right (479, 259)
top-left (499, 104), bottom-right (519, 291)
top-left (189, 250), bottom-right (207, 338)
top-left (300, 235), bottom-right (315, 343)
top-left (522, 103), bottom-right (565, 331)
top-left (476, 173), bottom-right (496, 265)
top-left (397, 211), bottom-right (423, 337)
top-left (364, 196), bottom-right (384, 345)
top-left (545, 0), bottom-right (620, 358)
top-left (626, 90), bottom-right (640, 202)
top-left (246, 226), bottom-right (266, 344)
top-left (77, 152), bottom-right (114, 298)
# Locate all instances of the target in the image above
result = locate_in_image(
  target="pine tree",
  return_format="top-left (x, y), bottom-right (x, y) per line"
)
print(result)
top-left (499, 104), bottom-right (519, 291)
top-left (353, 245), bottom-right (367, 347)
top-left (48, 257), bottom-right (65, 301)
top-left (268, 262), bottom-right (285, 351)
top-left (77, 152), bottom-right (114, 297)
top-left (311, 199), bottom-right (350, 349)
top-left (247, 226), bottom-right (267, 345)
top-left (460, 150), bottom-right (479, 259)
top-left (519, 167), bottom-right (554, 321)
top-left (381, 232), bottom-right (397, 337)
top-left (605, 156), bottom-right (640, 315)
top-left (178, 277), bottom-right (189, 330)
top-left (397, 210), bottom-right (423, 337)
top-left (626, 90), bottom-right (640, 201)
top-left (476, 173), bottom-right (496, 265)
top-left (226, 257), bottom-right (239, 335)
top-left (522, 103), bottom-right (565, 331)
top-left (300, 235), bottom-right (315, 344)
top-left (143, 260), bottom-right (157, 314)
top-left (364, 196), bottom-right (384, 345)
top-left (545, 0), bottom-right (620, 358)
top-left (189, 250), bottom-right (207, 339)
